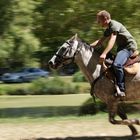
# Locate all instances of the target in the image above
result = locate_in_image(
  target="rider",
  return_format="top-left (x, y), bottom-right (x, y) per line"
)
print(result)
top-left (90, 10), bottom-right (137, 97)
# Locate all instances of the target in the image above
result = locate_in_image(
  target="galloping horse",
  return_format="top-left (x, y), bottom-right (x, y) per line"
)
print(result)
top-left (48, 34), bottom-right (140, 136)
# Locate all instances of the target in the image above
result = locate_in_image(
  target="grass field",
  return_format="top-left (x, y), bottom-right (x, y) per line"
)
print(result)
top-left (0, 94), bottom-right (92, 122)
top-left (0, 78), bottom-right (140, 139)
top-left (0, 93), bottom-right (140, 139)
top-left (0, 76), bottom-right (140, 123)
top-left (0, 93), bottom-right (139, 122)
top-left (0, 94), bottom-right (91, 108)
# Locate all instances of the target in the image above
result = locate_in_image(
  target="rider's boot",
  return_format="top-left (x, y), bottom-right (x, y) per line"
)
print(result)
top-left (114, 85), bottom-right (125, 97)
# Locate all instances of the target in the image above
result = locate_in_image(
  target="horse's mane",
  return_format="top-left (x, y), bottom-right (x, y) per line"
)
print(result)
top-left (76, 37), bottom-right (94, 52)
top-left (77, 37), bottom-right (103, 55)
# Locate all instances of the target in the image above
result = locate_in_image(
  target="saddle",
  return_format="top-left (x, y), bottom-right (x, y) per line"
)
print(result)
top-left (105, 50), bottom-right (140, 75)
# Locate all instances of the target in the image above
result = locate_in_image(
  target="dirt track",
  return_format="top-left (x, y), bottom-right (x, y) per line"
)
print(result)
top-left (0, 119), bottom-right (140, 140)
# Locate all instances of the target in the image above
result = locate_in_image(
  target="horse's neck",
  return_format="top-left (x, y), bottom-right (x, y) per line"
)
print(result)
top-left (75, 46), bottom-right (101, 85)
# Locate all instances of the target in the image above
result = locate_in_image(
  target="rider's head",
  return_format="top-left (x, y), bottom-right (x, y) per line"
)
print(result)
top-left (96, 10), bottom-right (111, 28)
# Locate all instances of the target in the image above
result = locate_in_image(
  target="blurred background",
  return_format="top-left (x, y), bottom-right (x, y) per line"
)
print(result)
top-left (0, 0), bottom-right (140, 72)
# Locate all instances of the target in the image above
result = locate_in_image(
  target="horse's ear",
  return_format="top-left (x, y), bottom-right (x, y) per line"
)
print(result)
top-left (74, 33), bottom-right (78, 39)
top-left (70, 33), bottom-right (78, 40)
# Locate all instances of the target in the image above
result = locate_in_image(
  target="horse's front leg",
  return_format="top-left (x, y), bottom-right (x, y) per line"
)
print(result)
top-left (108, 102), bottom-right (119, 125)
top-left (108, 101), bottom-right (139, 136)
top-left (108, 101), bottom-right (140, 124)
top-left (117, 104), bottom-right (138, 136)
top-left (108, 100), bottom-right (130, 124)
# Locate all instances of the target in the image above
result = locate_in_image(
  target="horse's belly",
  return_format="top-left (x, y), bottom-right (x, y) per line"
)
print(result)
top-left (93, 77), bottom-right (115, 102)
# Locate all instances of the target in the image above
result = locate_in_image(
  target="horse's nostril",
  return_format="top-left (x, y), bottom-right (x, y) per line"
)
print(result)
top-left (48, 61), bottom-right (57, 69)
top-left (48, 61), bottom-right (51, 64)
top-left (48, 61), bottom-right (53, 66)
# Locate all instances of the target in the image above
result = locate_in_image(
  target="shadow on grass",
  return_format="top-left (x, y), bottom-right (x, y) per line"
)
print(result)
top-left (0, 102), bottom-right (140, 118)
top-left (0, 106), bottom-right (80, 118)
top-left (24, 136), bottom-right (140, 140)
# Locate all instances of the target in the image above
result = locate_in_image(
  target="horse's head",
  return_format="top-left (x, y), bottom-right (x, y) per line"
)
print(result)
top-left (48, 34), bottom-right (80, 69)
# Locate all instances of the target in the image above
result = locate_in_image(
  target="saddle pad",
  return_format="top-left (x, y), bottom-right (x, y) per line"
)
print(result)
top-left (124, 63), bottom-right (140, 74)
top-left (124, 56), bottom-right (140, 67)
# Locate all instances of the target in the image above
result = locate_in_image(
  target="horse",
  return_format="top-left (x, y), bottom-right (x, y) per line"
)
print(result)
top-left (48, 34), bottom-right (140, 136)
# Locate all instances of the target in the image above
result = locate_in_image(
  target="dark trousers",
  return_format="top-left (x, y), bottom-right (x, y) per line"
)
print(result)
top-left (113, 49), bottom-right (132, 91)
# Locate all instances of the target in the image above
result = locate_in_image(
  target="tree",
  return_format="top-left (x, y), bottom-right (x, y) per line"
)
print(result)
top-left (0, 0), bottom-right (40, 69)
top-left (0, 0), bottom-right (140, 70)
top-left (33, 0), bottom-right (140, 68)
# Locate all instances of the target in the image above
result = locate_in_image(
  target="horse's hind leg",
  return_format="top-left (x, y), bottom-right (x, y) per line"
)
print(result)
top-left (117, 104), bottom-right (138, 136)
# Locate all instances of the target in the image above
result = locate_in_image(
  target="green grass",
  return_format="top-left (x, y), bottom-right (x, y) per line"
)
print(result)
top-left (0, 82), bottom-right (30, 90)
top-left (0, 94), bottom-right (92, 122)
top-left (0, 76), bottom-right (92, 122)
top-left (0, 94), bottom-right (139, 123)
top-left (0, 94), bottom-right (90, 108)
top-left (0, 76), bottom-right (139, 124)
top-left (0, 114), bottom-right (107, 124)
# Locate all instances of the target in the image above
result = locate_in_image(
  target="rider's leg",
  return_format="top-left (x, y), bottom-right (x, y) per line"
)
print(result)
top-left (113, 49), bottom-right (132, 96)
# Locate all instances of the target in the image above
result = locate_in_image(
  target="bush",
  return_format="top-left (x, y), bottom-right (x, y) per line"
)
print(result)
top-left (6, 88), bottom-right (30, 95)
top-left (79, 98), bottom-right (107, 115)
top-left (72, 71), bottom-right (87, 82)
top-left (30, 77), bottom-right (79, 95)
top-left (0, 76), bottom-right (80, 95)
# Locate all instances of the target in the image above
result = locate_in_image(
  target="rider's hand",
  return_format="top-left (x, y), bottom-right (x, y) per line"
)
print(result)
top-left (99, 53), bottom-right (108, 71)
top-left (99, 53), bottom-right (106, 64)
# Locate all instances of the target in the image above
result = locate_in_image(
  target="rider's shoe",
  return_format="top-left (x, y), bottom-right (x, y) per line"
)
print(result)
top-left (114, 91), bottom-right (125, 101)
top-left (114, 91), bottom-right (125, 97)
top-left (117, 91), bottom-right (125, 97)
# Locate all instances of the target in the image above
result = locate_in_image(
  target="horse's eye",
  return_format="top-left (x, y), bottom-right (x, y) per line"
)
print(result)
top-left (62, 47), bottom-right (67, 51)
top-left (69, 40), bottom-right (73, 44)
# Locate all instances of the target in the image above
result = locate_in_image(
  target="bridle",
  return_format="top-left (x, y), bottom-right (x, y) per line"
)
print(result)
top-left (54, 40), bottom-right (82, 65)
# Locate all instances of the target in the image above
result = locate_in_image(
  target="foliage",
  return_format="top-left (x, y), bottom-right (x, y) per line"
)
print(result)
top-left (0, 0), bottom-right (140, 70)
top-left (72, 71), bottom-right (87, 82)
top-left (0, 86), bottom-right (26, 95)
top-left (34, 0), bottom-right (140, 68)
top-left (0, 76), bottom-right (88, 96)
top-left (30, 77), bottom-right (79, 95)
top-left (0, 78), bottom-right (79, 95)
top-left (0, 0), bottom-right (40, 69)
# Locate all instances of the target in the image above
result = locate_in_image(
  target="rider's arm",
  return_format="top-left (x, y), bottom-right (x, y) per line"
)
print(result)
top-left (100, 32), bottom-right (117, 57)
top-left (90, 37), bottom-right (106, 48)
